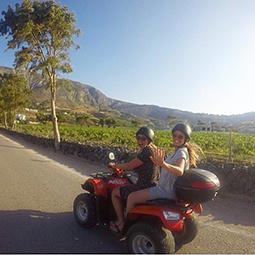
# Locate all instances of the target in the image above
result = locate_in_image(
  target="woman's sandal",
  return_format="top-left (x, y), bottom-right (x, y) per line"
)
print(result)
top-left (109, 221), bottom-right (122, 233)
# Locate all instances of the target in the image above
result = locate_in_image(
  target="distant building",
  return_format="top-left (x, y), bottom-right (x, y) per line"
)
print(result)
top-left (193, 123), bottom-right (224, 132)
top-left (193, 124), bottom-right (212, 132)
top-left (16, 114), bottom-right (26, 121)
top-left (24, 108), bottom-right (38, 113)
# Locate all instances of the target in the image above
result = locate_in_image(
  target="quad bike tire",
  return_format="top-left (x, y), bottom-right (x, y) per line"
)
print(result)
top-left (173, 213), bottom-right (199, 246)
top-left (126, 221), bottom-right (175, 254)
top-left (73, 193), bottom-right (96, 228)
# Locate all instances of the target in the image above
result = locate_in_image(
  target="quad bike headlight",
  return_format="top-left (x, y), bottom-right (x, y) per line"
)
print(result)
top-left (163, 211), bottom-right (180, 220)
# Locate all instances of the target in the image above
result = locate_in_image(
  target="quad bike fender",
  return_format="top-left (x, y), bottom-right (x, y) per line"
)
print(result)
top-left (127, 204), bottom-right (183, 231)
top-left (82, 178), bottom-right (108, 198)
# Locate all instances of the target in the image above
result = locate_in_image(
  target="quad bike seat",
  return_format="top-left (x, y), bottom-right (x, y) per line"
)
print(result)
top-left (145, 198), bottom-right (193, 212)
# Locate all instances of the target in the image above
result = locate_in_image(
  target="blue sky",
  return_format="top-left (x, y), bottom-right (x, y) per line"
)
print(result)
top-left (1, 0), bottom-right (255, 116)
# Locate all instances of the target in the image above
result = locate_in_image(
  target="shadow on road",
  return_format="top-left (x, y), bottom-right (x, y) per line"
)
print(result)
top-left (0, 130), bottom-right (106, 177)
top-left (201, 192), bottom-right (255, 227)
top-left (0, 209), bottom-right (126, 254)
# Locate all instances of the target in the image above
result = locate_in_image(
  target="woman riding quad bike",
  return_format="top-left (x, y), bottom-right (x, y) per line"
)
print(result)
top-left (73, 152), bottom-right (220, 254)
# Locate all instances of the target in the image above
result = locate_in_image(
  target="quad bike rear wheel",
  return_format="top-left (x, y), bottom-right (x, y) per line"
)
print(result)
top-left (73, 193), bottom-right (96, 228)
top-left (126, 221), bottom-right (175, 254)
top-left (173, 213), bottom-right (199, 246)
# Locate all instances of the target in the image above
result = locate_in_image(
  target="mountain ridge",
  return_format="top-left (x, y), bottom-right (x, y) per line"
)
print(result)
top-left (57, 80), bottom-right (255, 132)
top-left (0, 65), bottom-right (254, 132)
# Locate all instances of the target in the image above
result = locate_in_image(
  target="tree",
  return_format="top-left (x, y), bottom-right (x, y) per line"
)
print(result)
top-left (0, 72), bottom-right (31, 129)
top-left (75, 114), bottom-right (90, 125)
top-left (0, 0), bottom-right (81, 149)
top-left (197, 120), bottom-right (206, 125)
top-left (167, 115), bottom-right (178, 128)
top-left (99, 118), bottom-right (105, 127)
top-left (131, 120), bottom-right (140, 127)
top-left (105, 118), bottom-right (116, 128)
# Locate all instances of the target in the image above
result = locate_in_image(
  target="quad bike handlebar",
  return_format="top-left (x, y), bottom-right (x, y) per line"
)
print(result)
top-left (108, 164), bottom-right (123, 175)
top-left (108, 152), bottom-right (125, 176)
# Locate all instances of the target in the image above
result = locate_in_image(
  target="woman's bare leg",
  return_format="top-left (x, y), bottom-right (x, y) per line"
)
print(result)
top-left (111, 187), bottom-right (125, 230)
top-left (126, 188), bottom-right (151, 213)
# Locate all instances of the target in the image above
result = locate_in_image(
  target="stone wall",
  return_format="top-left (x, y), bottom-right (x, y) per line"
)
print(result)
top-left (198, 162), bottom-right (255, 197)
top-left (2, 128), bottom-right (255, 197)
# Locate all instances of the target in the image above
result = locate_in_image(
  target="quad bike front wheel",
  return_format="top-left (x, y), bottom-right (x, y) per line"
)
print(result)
top-left (73, 193), bottom-right (96, 228)
top-left (126, 221), bottom-right (175, 254)
top-left (173, 213), bottom-right (199, 247)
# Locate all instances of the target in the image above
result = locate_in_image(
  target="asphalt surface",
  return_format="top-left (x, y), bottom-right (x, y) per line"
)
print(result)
top-left (0, 131), bottom-right (255, 254)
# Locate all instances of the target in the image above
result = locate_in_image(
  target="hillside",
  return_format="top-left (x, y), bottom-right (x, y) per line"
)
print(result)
top-left (0, 65), bottom-right (254, 132)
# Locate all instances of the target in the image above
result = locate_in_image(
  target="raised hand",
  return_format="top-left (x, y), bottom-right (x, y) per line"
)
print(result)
top-left (150, 146), bottom-right (165, 167)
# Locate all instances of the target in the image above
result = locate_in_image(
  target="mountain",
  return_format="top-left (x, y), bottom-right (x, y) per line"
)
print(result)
top-left (111, 102), bottom-right (255, 132)
top-left (1, 65), bottom-right (254, 132)
top-left (31, 79), bottom-right (255, 133)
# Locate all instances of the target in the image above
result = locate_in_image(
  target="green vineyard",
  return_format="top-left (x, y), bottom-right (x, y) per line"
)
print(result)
top-left (15, 123), bottom-right (255, 163)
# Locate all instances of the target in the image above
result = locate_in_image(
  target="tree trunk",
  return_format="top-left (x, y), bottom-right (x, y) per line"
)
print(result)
top-left (50, 74), bottom-right (60, 150)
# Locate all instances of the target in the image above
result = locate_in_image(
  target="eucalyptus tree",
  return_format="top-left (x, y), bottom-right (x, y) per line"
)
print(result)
top-left (0, 72), bottom-right (31, 129)
top-left (0, 0), bottom-right (81, 149)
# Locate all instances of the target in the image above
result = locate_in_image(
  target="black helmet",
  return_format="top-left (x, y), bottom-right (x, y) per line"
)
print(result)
top-left (136, 126), bottom-right (154, 142)
top-left (172, 123), bottom-right (192, 142)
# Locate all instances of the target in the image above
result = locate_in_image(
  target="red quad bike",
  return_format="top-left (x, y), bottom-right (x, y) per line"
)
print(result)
top-left (73, 152), bottom-right (220, 254)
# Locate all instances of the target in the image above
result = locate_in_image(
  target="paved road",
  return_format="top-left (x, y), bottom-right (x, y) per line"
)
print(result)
top-left (0, 131), bottom-right (255, 254)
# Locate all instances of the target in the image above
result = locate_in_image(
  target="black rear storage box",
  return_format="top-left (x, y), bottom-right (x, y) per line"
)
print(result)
top-left (174, 168), bottom-right (220, 204)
